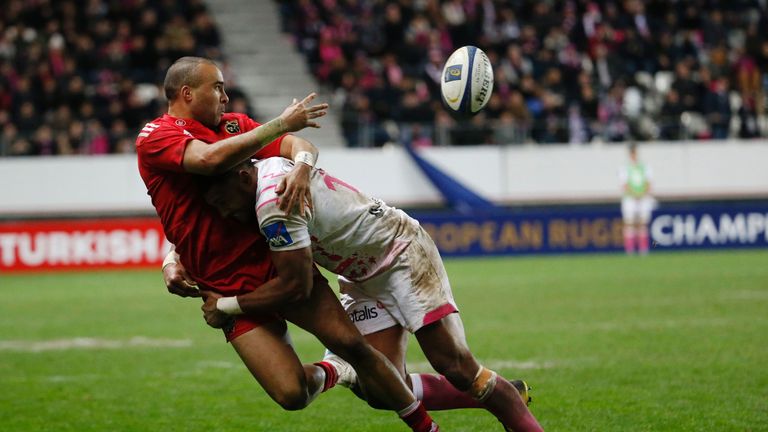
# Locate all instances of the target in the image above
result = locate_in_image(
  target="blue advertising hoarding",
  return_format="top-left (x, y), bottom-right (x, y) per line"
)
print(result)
top-left (411, 202), bottom-right (768, 257)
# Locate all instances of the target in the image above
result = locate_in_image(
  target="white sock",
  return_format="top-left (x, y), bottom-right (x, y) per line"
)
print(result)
top-left (397, 399), bottom-right (421, 417)
top-left (409, 373), bottom-right (424, 400)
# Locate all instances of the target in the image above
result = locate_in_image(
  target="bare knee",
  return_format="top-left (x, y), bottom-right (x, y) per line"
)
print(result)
top-left (271, 386), bottom-right (310, 411)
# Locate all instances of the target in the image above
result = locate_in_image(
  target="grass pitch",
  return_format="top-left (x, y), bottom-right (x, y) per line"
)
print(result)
top-left (1, 250), bottom-right (767, 431)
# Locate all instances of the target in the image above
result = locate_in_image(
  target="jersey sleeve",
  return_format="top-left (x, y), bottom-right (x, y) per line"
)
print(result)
top-left (136, 124), bottom-right (194, 173)
top-left (241, 115), bottom-right (289, 159)
top-left (258, 207), bottom-right (312, 252)
top-left (259, 216), bottom-right (312, 252)
top-left (255, 162), bottom-right (312, 251)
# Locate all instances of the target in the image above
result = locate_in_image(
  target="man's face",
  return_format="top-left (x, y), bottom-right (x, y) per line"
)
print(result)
top-left (205, 177), bottom-right (256, 223)
top-left (189, 63), bottom-right (229, 127)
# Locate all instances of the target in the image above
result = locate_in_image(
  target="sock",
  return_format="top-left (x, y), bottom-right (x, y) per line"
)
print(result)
top-left (480, 379), bottom-right (542, 432)
top-left (623, 226), bottom-right (636, 254)
top-left (637, 226), bottom-right (649, 254)
top-left (313, 361), bottom-right (338, 392)
top-left (398, 400), bottom-right (438, 432)
top-left (411, 373), bottom-right (482, 410)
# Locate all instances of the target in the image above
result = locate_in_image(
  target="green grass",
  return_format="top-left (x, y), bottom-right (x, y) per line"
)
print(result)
top-left (1, 250), bottom-right (767, 431)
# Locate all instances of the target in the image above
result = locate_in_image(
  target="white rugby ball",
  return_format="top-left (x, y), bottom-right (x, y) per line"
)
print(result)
top-left (440, 46), bottom-right (494, 116)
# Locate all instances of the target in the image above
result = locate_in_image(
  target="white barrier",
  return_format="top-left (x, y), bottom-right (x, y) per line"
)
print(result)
top-left (0, 140), bottom-right (766, 216)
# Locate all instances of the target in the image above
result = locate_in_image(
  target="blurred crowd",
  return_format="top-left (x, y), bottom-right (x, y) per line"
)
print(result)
top-left (279, 0), bottom-right (768, 146)
top-left (3, 1), bottom-right (768, 155)
top-left (0, 0), bottom-right (253, 157)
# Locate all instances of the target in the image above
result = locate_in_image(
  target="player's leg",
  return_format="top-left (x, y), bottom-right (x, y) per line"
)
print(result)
top-left (279, 275), bottom-right (438, 432)
top-left (229, 318), bottom-right (325, 410)
top-left (636, 197), bottom-right (653, 254)
top-left (330, 320), bottom-right (496, 411)
top-left (621, 197), bottom-right (636, 254)
top-left (339, 324), bottom-right (409, 408)
top-left (415, 314), bottom-right (542, 431)
top-left (394, 228), bottom-right (541, 430)
top-left (335, 285), bottom-right (492, 411)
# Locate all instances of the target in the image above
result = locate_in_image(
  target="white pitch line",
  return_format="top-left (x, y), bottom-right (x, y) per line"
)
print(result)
top-left (720, 290), bottom-right (768, 301)
top-left (0, 337), bottom-right (193, 352)
top-left (196, 360), bottom-right (239, 369)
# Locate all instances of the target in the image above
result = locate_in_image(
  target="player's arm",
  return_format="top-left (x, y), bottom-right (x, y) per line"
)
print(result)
top-left (182, 93), bottom-right (327, 175)
top-left (276, 134), bottom-right (318, 214)
top-left (161, 245), bottom-right (201, 298)
top-left (200, 247), bottom-right (314, 328)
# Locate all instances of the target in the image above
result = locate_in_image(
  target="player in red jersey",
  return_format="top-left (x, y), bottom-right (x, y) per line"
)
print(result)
top-left (138, 57), bottom-right (438, 432)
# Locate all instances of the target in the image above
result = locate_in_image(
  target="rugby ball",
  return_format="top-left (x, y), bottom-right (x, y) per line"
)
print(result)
top-left (440, 46), bottom-right (494, 116)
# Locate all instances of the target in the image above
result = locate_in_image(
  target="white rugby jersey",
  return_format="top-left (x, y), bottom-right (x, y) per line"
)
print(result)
top-left (254, 157), bottom-right (418, 282)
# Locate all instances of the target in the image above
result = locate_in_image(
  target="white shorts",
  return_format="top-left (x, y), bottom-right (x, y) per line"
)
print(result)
top-left (338, 226), bottom-right (458, 335)
top-left (621, 196), bottom-right (655, 224)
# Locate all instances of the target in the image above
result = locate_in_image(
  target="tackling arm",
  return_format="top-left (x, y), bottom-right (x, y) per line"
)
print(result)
top-left (276, 134), bottom-right (319, 214)
top-left (200, 247), bottom-right (315, 327)
top-left (236, 247), bottom-right (314, 311)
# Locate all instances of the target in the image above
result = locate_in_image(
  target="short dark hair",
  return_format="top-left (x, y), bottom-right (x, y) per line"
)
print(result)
top-left (201, 159), bottom-right (256, 192)
top-left (163, 57), bottom-right (217, 101)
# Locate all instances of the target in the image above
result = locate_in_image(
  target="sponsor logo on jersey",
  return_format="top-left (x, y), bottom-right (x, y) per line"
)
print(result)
top-left (444, 65), bottom-right (462, 82)
top-left (348, 305), bottom-right (379, 323)
top-left (262, 221), bottom-right (293, 248)
top-left (175, 119), bottom-right (186, 126)
top-left (225, 120), bottom-right (240, 134)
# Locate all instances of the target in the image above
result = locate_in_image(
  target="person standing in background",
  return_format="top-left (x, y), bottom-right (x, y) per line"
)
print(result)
top-left (619, 144), bottom-right (654, 255)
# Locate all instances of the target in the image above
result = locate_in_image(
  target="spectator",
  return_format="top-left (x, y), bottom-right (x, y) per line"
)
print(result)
top-left (0, 0), bottom-right (245, 157)
top-left (280, 0), bottom-right (768, 146)
top-left (659, 90), bottom-right (684, 141)
top-left (599, 82), bottom-right (629, 142)
top-left (703, 78), bottom-right (732, 139)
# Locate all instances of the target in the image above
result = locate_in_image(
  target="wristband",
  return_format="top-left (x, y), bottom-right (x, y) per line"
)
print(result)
top-left (216, 296), bottom-right (243, 315)
top-left (294, 151), bottom-right (316, 167)
top-left (161, 251), bottom-right (178, 271)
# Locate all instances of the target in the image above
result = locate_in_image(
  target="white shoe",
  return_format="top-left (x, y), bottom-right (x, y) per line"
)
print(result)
top-left (323, 351), bottom-right (357, 388)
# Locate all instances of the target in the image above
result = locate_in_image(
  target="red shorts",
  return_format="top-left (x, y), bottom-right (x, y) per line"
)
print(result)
top-left (222, 269), bottom-right (330, 342)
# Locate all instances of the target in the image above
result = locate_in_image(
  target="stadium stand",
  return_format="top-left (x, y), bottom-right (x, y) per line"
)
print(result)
top-left (0, 0), bottom-right (253, 156)
top-left (2, 1), bottom-right (768, 154)
top-left (278, 0), bottom-right (768, 147)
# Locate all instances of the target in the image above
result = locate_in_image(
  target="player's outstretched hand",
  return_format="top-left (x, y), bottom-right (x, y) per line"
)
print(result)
top-left (163, 262), bottom-right (201, 298)
top-left (200, 290), bottom-right (231, 329)
top-left (277, 163), bottom-right (313, 215)
top-left (279, 93), bottom-right (328, 132)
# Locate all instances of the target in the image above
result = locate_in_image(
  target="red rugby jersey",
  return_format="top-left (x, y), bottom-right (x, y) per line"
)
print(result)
top-left (136, 113), bottom-right (283, 293)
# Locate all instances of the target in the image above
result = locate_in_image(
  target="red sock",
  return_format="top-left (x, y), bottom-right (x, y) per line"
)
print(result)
top-left (623, 226), bottom-right (636, 254)
top-left (313, 361), bottom-right (338, 392)
top-left (399, 401), bottom-right (438, 432)
top-left (411, 373), bottom-right (482, 410)
top-left (637, 227), bottom-right (649, 253)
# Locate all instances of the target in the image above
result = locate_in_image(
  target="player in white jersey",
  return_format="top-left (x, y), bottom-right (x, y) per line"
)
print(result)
top-left (619, 144), bottom-right (655, 255)
top-left (203, 157), bottom-right (543, 432)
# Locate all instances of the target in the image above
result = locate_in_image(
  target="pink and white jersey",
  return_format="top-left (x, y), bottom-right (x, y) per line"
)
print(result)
top-left (254, 158), bottom-right (417, 282)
